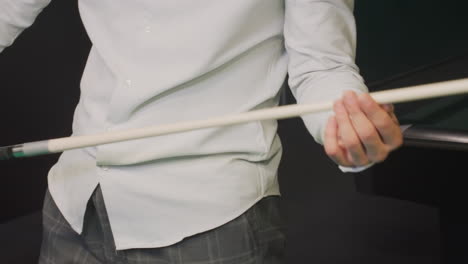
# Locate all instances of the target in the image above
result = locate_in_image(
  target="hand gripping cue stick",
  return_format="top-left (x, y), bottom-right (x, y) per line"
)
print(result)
top-left (2, 78), bottom-right (468, 160)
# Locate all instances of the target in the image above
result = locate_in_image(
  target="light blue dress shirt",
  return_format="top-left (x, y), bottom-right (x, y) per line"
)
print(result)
top-left (0, 0), bottom-right (368, 250)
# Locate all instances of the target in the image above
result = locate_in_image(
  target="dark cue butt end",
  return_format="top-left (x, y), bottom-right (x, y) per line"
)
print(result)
top-left (0, 146), bottom-right (13, 160)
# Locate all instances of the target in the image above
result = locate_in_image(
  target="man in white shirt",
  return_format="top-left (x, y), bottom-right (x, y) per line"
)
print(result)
top-left (0, 0), bottom-right (402, 263)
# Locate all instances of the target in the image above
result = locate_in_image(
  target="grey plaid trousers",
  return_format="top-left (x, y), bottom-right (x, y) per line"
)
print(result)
top-left (38, 185), bottom-right (285, 264)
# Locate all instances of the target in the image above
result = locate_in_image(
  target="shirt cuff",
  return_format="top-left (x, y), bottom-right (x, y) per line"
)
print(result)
top-left (338, 162), bottom-right (374, 173)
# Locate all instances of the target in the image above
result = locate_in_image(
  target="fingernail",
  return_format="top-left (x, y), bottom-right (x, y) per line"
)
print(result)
top-left (358, 93), bottom-right (369, 102)
top-left (334, 100), bottom-right (345, 114)
top-left (344, 93), bottom-right (356, 105)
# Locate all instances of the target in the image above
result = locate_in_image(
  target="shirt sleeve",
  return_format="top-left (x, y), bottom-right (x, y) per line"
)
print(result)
top-left (0, 0), bottom-right (51, 52)
top-left (284, 0), bottom-right (368, 145)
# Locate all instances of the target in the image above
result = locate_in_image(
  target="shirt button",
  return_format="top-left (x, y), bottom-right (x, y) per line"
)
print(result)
top-left (101, 166), bottom-right (109, 172)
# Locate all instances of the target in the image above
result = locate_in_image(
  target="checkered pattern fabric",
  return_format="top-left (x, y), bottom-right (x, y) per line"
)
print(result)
top-left (39, 186), bottom-right (285, 264)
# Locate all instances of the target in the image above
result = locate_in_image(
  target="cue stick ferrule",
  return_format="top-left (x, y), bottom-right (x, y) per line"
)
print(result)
top-left (0, 140), bottom-right (50, 160)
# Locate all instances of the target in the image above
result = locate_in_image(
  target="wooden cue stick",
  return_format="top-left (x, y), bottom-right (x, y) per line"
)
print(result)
top-left (2, 77), bottom-right (468, 160)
